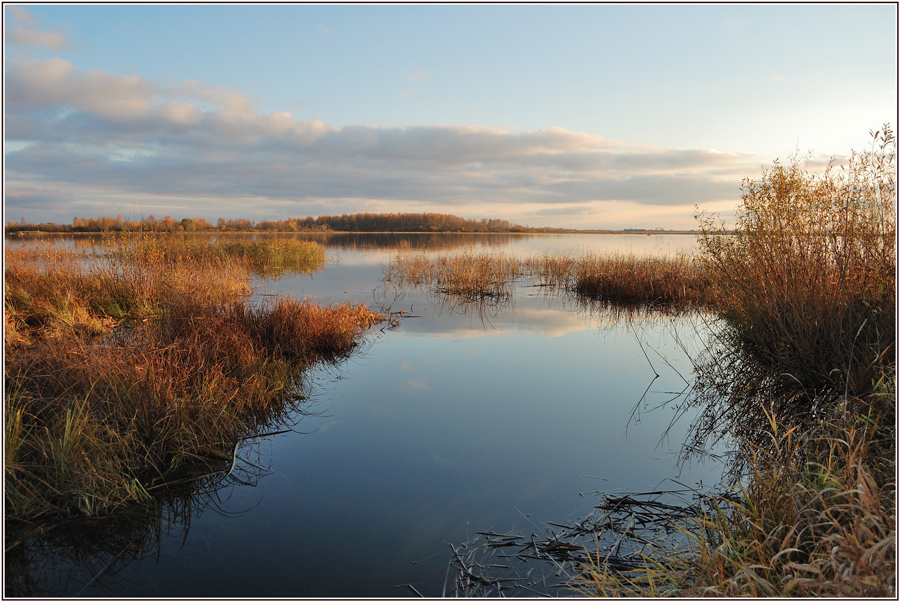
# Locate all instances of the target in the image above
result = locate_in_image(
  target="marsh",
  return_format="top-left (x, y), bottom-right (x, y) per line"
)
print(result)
top-left (5, 232), bottom-right (725, 597)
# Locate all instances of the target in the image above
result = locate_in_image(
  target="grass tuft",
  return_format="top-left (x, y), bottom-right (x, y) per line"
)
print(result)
top-left (573, 389), bottom-right (895, 597)
top-left (569, 253), bottom-right (716, 309)
top-left (5, 236), bottom-right (380, 520)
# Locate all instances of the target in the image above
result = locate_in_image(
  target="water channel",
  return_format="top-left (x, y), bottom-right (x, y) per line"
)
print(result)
top-left (6, 233), bottom-right (728, 597)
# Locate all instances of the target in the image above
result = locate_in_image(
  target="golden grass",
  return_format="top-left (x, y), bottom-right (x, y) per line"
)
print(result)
top-left (698, 127), bottom-right (895, 397)
top-left (572, 126), bottom-right (897, 598)
top-left (384, 250), bottom-right (521, 301)
top-left (384, 249), bottom-right (717, 311)
top-left (110, 233), bottom-right (326, 278)
top-left (5, 236), bottom-right (382, 520)
top-left (574, 389), bottom-right (895, 597)
top-left (439, 129), bottom-right (895, 598)
top-left (570, 253), bottom-right (716, 309)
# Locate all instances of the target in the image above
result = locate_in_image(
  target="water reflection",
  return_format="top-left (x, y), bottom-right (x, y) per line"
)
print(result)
top-left (5, 436), bottom-right (274, 597)
top-left (7, 230), bottom-right (700, 257)
top-left (439, 320), bottom-right (745, 597)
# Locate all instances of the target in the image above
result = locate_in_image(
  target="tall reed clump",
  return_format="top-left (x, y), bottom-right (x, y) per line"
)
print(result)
top-left (214, 238), bottom-right (326, 277)
top-left (698, 125), bottom-right (896, 400)
top-left (570, 253), bottom-right (716, 310)
top-left (385, 250), bottom-right (522, 300)
top-left (5, 237), bottom-right (381, 521)
top-left (569, 129), bottom-right (895, 598)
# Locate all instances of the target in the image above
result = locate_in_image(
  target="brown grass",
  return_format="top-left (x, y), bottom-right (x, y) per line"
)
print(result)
top-left (5, 237), bottom-right (382, 520)
top-left (384, 250), bottom-right (521, 301)
top-left (698, 127), bottom-right (895, 397)
top-left (574, 389), bottom-right (895, 597)
top-left (442, 129), bottom-right (896, 598)
top-left (574, 127), bottom-right (897, 597)
top-left (570, 253), bottom-right (716, 309)
top-left (385, 249), bottom-right (717, 311)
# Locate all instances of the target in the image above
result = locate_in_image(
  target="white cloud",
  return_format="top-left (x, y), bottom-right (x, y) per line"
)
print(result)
top-left (6, 24), bottom-right (70, 51)
top-left (5, 7), bottom-right (71, 51)
top-left (6, 5), bottom-right (37, 24)
top-left (5, 58), bottom-right (779, 227)
top-left (6, 58), bottom-right (153, 119)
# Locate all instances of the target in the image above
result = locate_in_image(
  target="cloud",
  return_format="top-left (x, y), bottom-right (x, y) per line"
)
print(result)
top-left (6, 5), bottom-right (37, 24)
top-left (407, 70), bottom-right (429, 81)
top-left (527, 205), bottom-right (597, 217)
top-left (5, 7), bottom-right (71, 51)
top-left (407, 379), bottom-right (430, 391)
top-left (6, 24), bottom-right (70, 51)
top-left (7, 59), bottom-right (154, 119)
top-left (5, 58), bottom-right (777, 227)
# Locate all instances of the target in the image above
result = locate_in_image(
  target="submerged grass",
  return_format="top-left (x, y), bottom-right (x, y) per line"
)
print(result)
top-left (5, 235), bottom-right (381, 521)
top-left (573, 388), bottom-right (895, 597)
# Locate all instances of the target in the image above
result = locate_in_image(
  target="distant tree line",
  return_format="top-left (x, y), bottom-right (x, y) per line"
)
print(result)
top-left (6, 212), bottom-right (572, 234)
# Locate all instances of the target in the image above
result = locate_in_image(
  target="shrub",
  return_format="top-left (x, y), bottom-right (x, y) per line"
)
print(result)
top-left (698, 125), bottom-right (896, 399)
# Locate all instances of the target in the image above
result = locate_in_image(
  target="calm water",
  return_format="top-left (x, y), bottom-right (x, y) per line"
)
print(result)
top-left (6, 233), bottom-right (725, 597)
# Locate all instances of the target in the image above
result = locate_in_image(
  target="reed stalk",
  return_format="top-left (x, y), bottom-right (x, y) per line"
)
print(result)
top-left (698, 126), bottom-right (895, 398)
top-left (573, 388), bottom-right (895, 597)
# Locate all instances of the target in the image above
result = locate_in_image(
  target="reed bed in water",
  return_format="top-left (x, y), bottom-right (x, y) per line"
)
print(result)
top-left (5, 237), bottom-right (382, 520)
top-left (384, 250), bottom-right (521, 301)
top-left (572, 391), bottom-right (895, 597)
top-left (214, 238), bottom-right (326, 277)
top-left (569, 253), bottom-right (716, 308)
top-left (577, 128), bottom-right (897, 597)
top-left (385, 249), bottom-right (716, 310)
top-left (451, 354), bottom-right (895, 597)
top-left (110, 234), bottom-right (326, 278)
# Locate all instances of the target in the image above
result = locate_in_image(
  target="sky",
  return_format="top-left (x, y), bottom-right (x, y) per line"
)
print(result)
top-left (4, 3), bottom-right (897, 230)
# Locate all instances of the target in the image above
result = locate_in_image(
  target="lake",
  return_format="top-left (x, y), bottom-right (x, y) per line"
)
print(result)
top-left (6, 232), bottom-right (727, 597)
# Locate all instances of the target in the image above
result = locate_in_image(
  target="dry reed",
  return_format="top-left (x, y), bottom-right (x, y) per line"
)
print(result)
top-left (573, 127), bottom-right (897, 597)
top-left (698, 126), bottom-right (895, 398)
top-left (445, 128), bottom-right (896, 598)
top-left (384, 250), bottom-right (521, 301)
top-left (385, 249), bottom-right (716, 311)
top-left (569, 253), bottom-right (716, 309)
top-left (573, 391), bottom-right (895, 597)
top-left (5, 236), bottom-right (382, 520)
